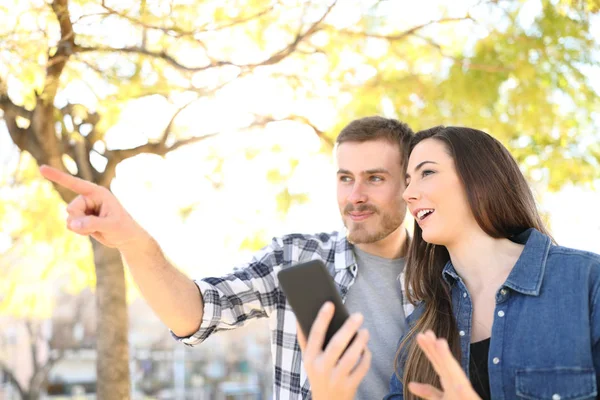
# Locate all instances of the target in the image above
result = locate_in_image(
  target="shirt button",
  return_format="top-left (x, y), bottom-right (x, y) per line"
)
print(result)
top-left (552, 394), bottom-right (561, 400)
top-left (500, 289), bottom-right (508, 295)
top-left (498, 310), bottom-right (505, 317)
top-left (459, 330), bottom-right (465, 336)
top-left (463, 292), bottom-right (467, 298)
top-left (492, 357), bottom-right (500, 364)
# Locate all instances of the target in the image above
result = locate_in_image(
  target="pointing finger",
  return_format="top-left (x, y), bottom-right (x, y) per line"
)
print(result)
top-left (40, 165), bottom-right (98, 196)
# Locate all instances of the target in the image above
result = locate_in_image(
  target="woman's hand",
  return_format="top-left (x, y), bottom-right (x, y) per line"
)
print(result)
top-left (408, 330), bottom-right (481, 400)
top-left (296, 302), bottom-right (371, 400)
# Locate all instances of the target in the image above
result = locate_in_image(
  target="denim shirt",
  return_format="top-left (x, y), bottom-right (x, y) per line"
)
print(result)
top-left (386, 228), bottom-right (600, 400)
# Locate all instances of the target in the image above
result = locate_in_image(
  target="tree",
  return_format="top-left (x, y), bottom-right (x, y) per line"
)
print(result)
top-left (1, 0), bottom-right (599, 398)
top-left (1, 1), bottom-right (339, 397)
top-left (0, 293), bottom-right (92, 400)
top-left (324, 0), bottom-right (600, 190)
top-left (0, 157), bottom-right (96, 399)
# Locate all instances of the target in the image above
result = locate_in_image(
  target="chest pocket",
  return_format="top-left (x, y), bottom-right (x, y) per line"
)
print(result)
top-left (516, 368), bottom-right (597, 400)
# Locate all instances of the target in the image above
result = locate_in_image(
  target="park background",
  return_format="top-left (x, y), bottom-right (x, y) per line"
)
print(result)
top-left (1, 0), bottom-right (600, 398)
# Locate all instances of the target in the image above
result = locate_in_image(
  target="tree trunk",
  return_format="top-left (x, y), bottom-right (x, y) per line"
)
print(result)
top-left (91, 239), bottom-right (130, 400)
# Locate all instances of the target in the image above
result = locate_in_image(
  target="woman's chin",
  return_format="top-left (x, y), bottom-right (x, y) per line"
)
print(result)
top-left (421, 231), bottom-right (445, 246)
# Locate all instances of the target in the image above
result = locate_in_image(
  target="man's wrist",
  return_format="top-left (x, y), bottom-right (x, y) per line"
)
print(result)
top-left (119, 231), bottom-right (161, 260)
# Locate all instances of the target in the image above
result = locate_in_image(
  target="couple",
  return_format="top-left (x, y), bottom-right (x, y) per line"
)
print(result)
top-left (41, 116), bottom-right (600, 400)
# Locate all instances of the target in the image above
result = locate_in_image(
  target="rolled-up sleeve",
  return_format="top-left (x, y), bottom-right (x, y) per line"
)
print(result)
top-left (171, 238), bottom-right (285, 346)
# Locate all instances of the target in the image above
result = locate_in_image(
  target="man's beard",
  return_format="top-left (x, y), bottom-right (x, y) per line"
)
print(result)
top-left (343, 204), bottom-right (404, 244)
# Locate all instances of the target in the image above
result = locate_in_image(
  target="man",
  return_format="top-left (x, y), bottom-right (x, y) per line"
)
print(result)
top-left (41, 116), bottom-right (414, 399)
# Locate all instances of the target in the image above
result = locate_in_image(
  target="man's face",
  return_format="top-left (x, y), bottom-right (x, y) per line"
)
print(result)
top-left (336, 139), bottom-right (407, 244)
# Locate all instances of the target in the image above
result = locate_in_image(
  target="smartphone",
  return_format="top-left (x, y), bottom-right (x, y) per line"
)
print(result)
top-left (278, 259), bottom-right (351, 350)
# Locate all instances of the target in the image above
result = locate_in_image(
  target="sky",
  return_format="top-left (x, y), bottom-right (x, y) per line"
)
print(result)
top-left (0, 0), bottom-right (599, 281)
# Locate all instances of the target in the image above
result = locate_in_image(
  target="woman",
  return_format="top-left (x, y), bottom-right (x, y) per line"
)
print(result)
top-left (299, 126), bottom-right (600, 400)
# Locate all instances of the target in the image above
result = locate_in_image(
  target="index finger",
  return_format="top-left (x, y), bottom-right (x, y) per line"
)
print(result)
top-left (418, 332), bottom-right (472, 392)
top-left (304, 302), bottom-right (335, 358)
top-left (40, 165), bottom-right (97, 195)
top-left (433, 337), bottom-right (473, 391)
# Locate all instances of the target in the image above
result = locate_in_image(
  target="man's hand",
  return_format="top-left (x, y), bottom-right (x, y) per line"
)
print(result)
top-left (40, 165), bottom-right (150, 252)
top-left (41, 165), bottom-right (204, 336)
top-left (408, 330), bottom-right (481, 400)
top-left (297, 302), bottom-right (371, 400)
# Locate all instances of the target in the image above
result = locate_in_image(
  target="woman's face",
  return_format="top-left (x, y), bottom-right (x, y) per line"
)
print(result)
top-left (402, 138), bottom-right (478, 246)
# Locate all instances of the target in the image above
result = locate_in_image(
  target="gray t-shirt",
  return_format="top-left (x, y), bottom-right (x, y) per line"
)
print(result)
top-left (344, 247), bottom-right (408, 400)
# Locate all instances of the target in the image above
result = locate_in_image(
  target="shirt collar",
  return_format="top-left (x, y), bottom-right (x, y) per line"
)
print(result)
top-left (442, 228), bottom-right (552, 296)
top-left (335, 234), bottom-right (356, 271)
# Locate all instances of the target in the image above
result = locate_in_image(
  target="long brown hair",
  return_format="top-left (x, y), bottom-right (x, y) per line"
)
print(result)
top-left (397, 126), bottom-right (552, 399)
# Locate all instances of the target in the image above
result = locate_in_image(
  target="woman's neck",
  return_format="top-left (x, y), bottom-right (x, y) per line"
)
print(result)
top-left (445, 229), bottom-right (524, 294)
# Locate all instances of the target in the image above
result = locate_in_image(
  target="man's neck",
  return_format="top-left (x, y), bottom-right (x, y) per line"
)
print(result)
top-left (354, 226), bottom-right (409, 259)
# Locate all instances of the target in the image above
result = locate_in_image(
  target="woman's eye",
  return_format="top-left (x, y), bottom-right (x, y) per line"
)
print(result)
top-left (421, 170), bottom-right (435, 178)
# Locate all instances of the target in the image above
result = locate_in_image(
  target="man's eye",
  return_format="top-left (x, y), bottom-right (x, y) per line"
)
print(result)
top-left (370, 176), bottom-right (383, 182)
top-left (339, 176), bottom-right (352, 182)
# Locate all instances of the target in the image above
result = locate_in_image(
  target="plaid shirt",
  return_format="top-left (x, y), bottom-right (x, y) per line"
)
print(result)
top-left (173, 231), bottom-right (414, 399)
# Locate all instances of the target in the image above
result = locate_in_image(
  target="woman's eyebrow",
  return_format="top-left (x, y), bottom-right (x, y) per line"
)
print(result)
top-left (405, 160), bottom-right (439, 179)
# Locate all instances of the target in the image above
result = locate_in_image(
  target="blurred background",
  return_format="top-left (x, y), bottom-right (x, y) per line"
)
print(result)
top-left (1, 0), bottom-right (599, 399)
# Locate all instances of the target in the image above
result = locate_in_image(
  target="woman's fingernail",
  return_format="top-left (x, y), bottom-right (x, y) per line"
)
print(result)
top-left (352, 313), bottom-right (363, 322)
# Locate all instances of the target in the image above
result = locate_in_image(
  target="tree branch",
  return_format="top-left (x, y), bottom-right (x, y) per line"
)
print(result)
top-left (159, 99), bottom-right (199, 148)
top-left (0, 361), bottom-right (26, 400)
top-left (202, 3), bottom-right (278, 32)
top-left (74, 44), bottom-right (234, 72)
top-left (25, 320), bottom-right (40, 389)
top-left (74, 1), bottom-right (338, 72)
top-left (413, 33), bottom-right (513, 73)
top-left (26, 293), bottom-right (84, 398)
top-left (100, 114), bottom-right (286, 186)
top-left (0, 86), bottom-right (42, 162)
top-left (256, 0), bottom-right (337, 67)
top-left (98, 112), bottom-right (333, 189)
top-left (97, 0), bottom-right (278, 36)
top-left (166, 132), bottom-right (220, 154)
top-left (74, 54), bottom-right (244, 99)
top-left (252, 114), bottom-right (334, 149)
top-left (22, 0), bottom-right (76, 190)
top-left (338, 15), bottom-right (473, 41)
top-left (0, 95), bottom-right (33, 121)
top-left (0, 79), bottom-right (35, 153)
top-left (44, 0), bottom-right (76, 102)
top-left (58, 103), bottom-right (100, 181)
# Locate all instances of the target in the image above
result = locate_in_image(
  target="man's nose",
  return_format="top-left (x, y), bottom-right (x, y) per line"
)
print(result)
top-left (348, 183), bottom-right (367, 204)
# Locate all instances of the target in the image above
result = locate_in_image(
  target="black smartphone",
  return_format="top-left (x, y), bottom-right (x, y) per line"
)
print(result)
top-left (278, 259), bottom-right (351, 350)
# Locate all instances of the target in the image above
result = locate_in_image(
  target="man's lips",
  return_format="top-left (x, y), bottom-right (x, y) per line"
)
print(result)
top-left (347, 212), bottom-right (374, 221)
